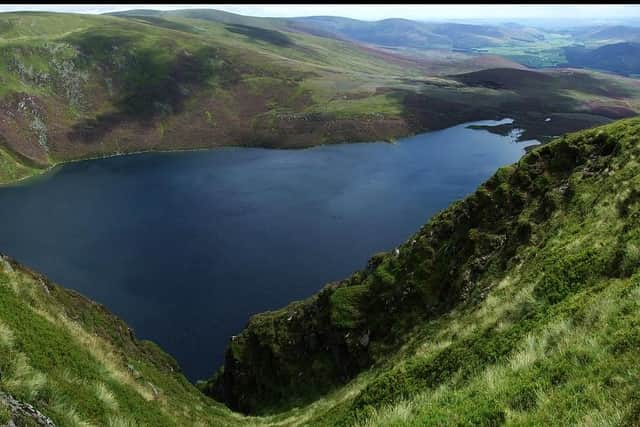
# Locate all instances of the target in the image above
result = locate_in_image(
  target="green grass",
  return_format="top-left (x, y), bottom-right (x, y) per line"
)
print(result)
top-left (351, 277), bottom-right (640, 426)
top-left (333, 117), bottom-right (640, 425)
top-left (204, 117), bottom-right (640, 425)
top-left (307, 93), bottom-right (403, 118)
top-left (0, 12), bottom-right (110, 39)
top-left (0, 400), bottom-right (10, 424)
top-left (0, 148), bottom-right (40, 184)
top-left (0, 255), bottom-right (259, 426)
top-left (330, 285), bottom-right (368, 329)
top-left (473, 33), bottom-right (574, 68)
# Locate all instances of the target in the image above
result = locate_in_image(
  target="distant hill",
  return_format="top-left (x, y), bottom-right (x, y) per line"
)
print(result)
top-left (108, 8), bottom-right (288, 31)
top-left (111, 11), bottom-right (548, 51)
top-left (287, 17), bottom-right (453, 49)
top-left (563, 42), bottom-right (640, 76)
top-left (285, 16), bottom-right (546, 50)
top-left (0, 9), bottom-right (638, 185)
top-left (569, 25), bottom-right (640, 45)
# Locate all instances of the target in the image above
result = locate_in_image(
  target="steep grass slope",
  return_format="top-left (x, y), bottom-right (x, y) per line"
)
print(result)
top-left (0, 254), bottom-right (250, 426)
top-left (204, 117), bottom-right (640, 426)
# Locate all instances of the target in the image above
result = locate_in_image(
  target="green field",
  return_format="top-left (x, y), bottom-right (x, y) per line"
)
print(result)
top-left (471, 33), bottom-right (574, 68)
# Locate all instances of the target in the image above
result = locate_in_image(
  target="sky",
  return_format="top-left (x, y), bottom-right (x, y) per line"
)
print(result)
top-left (0, 4), bottom-right (639, 23)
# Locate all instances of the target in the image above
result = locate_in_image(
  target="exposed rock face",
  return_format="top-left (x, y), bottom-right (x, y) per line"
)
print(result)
top-left (0, 93), bottom-right (51, 166)
top-left (0, 392), bottom-right (55, 427)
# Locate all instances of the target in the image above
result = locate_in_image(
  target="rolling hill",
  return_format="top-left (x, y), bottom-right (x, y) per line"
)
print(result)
top-left (563, 42), bottom-right (640, 76)
top-left (0, 10), bottom-right (426, 183)
top-left (280, 16), bottom-right (547, 50)
top-left (0, 10), bottom-right (639, 185)
top-left (109, 10), bottom-right (546, 50)
top-left (568, 25), bottom-right (640, 47)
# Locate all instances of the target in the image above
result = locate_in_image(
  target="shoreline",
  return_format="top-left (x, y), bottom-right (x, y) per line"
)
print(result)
top-left (0, 115), bottom-right (532, 385)
top-left (0, 116), bottom-right (534, 187)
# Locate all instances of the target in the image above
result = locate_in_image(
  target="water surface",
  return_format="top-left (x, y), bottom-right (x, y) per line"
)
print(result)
top-left (0, 119), bottom-right (536, 381)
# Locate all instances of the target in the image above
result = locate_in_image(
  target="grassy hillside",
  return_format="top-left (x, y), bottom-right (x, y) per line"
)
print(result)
top-left (0, 10), bottom-right (425, 184)
top-left (0, 10), bottom-right (639, 185)
top-left (2, 117), bottom-right (640, 425)
top-left (202, 116), bottom-right (640, 425)
top-left (0, 253), bottom-right (248, 426)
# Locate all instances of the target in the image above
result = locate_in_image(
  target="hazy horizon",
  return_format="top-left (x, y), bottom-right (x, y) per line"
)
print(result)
top-left (0, 4), bottom-right (639, 25)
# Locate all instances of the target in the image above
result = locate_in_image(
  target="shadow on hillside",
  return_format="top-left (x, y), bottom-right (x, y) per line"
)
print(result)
top-left (68, 44), bottom-right (238, 143)
top-left (123, 15), bottom-right (200, 34)
top-left (225, 24), bottom-right (293, 47)
top-left (397, 68), bottom-right (638, 141)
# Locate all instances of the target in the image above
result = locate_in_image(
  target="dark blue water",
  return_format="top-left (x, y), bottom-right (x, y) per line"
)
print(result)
top-left (0, 119), bottom-right (536, 381)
